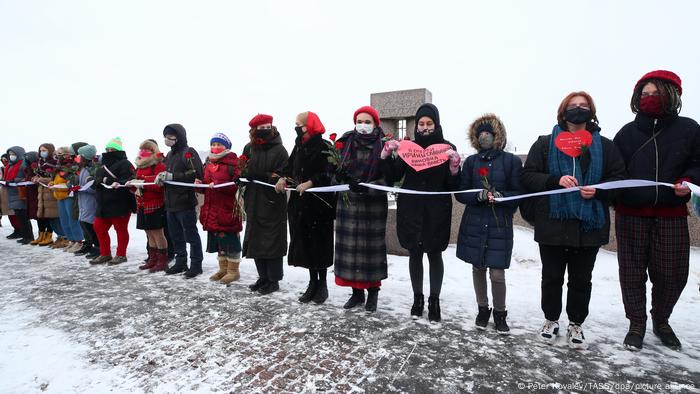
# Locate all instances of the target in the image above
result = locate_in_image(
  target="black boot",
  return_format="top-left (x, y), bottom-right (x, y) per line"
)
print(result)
top-left (18, 237), bottom-right (34, 245)
top-left (428, 296), bottom-right (441, 322)
top-left (410, 294), bottom-right (424, 319)
top-left (6, 231), bottom-right (21, 240)
top-left (258, 281), bottom-right (279, 295)
top-left (165, 257), bottom-right (188, 275)
top-left (74, 243), bottom-right (92, 256)
top-left (249, 277), bottom-right (267, 292)
top-left (623, 321), bottom-right (646, 351)
top-left (653, 320), bottom-right (681, 350)
top-left (475, 306), bottom-right (492, 330)
top-left (85, 247), bottom-right (100, 259)
top-left (298, 279), bottom-right (318, 303)
top-left (493, 310), bottom-right (510, 334)
top-left (312, 279), bottom-right (328, 304)
top-left (365, 287), bottom-right (379, 313)
top-left (343, 288), bottom-right (365, 309)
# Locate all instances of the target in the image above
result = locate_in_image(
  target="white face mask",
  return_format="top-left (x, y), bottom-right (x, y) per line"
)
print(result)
top-left (164, 138), bottom-right (176, 147)
top-left (355, 123), bottom-right (373, 134)
top-left (9, 155), bottom-right (17, 162)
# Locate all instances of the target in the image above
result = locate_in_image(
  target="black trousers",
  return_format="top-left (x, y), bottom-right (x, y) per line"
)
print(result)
top-left (14, 209), bottom-right (33, 240)
top-left (80, 221), bottom-right (99, 248)
top-left (539, 245), bottom-right (598, 324)
top-left (255, 257), bottom-right (284, 282)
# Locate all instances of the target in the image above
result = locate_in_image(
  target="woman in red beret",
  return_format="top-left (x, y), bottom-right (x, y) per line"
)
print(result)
top-left (613, 70), bottom-right (700, 351)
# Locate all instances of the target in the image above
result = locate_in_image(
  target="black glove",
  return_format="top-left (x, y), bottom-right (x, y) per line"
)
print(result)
top-left (349, 179), bottom-right (369, 194)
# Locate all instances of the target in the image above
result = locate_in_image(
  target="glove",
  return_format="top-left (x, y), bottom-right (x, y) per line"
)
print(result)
top-left (477, 189), bottom-right (489, 202)
top-left (380, 140), bottom-right (400, 159)
top-left (492, 191), bottom-right (503, 199)
top-left (154, 171), bottom-right (173, 186)
top-left (69, 185), bottom-right (81, 192)
top-left (348, 179), bottom-right (369, 194)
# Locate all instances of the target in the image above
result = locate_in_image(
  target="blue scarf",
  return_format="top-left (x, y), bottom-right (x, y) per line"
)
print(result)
top-left (548, 125), bottom-right (605, 232)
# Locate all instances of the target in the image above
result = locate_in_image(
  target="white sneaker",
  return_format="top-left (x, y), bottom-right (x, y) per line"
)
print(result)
top-left (539, 320), bottom-right (559, 344)
top-left (567, 323), bottom-right (588, 350)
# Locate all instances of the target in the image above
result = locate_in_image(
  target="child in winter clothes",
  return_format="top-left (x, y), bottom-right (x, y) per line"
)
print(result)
top-left (196, 133), bottom-right (243, 284)
top-left (456, 114), bottom-right (522, 334)
top-left (73, 145), bottom-right (100, 259)
top-left (130, 140), bottom-right (168, 272)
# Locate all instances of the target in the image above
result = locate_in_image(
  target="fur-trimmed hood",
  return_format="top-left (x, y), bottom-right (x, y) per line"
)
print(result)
top-left (468, 113), bottom-right (507, 151)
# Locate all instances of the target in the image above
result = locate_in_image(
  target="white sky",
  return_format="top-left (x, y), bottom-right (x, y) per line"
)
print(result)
top-left (1, 0), bottom-right (699, 157)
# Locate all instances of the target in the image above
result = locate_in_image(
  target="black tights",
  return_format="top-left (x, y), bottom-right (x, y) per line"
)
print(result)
top-left (309, 269), bottom-right (327, 282)
top-left (37, 218), bottom-right (53, 233)
top-left (409, 249), bottom-right (444, 297)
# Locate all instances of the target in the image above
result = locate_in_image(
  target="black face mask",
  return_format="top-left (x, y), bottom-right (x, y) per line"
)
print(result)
top-left (256, 129), bottom-right (272, 140)
top-left (564, 107), bottom-right (592, 125)
top-left (294, 126), bottom-right (304, 137)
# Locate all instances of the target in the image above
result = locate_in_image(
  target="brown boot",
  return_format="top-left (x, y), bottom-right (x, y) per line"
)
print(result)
top-left (139, 247), bottom-right (157, 270)
top-left (38, 232), bottom-right (54, 246)
top-left (30, 232), bottom-right (45, 245)
top-left (149, 249), bottom-right (169, 273)
top-left (220, 258), bottom-right (241, 285)
top-left (50, 237), bottom-right (68, 249)
top-left (210, 256), bottom-right (228, 281)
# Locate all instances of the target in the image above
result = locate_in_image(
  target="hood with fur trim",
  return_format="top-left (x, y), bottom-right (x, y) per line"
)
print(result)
top-left (468, 113), bottom-right (507, 151)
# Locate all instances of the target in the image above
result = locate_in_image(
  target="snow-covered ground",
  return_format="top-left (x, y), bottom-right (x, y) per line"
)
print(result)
top-left (0, 215), bottom-right (699, 393)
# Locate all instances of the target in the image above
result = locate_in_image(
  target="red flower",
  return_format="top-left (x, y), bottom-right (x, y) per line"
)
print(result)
top-left (239, 154), bottom-right (248, 162)
top-left (335, 141), bottom-right (344, 151)
top-left (329, 133), bottom-right (337, 142)
top-left (184, 152), bottom-right (192, 159)
top-left (478, 167), bottom-right (489, 177)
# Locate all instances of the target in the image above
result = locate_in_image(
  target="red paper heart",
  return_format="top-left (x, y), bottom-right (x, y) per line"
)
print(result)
top-left (397, 141), bottom-right (452, 172)
top-left (554, 130), bottom-right (593, 158)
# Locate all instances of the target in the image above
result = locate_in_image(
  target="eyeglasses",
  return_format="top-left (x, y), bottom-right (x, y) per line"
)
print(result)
top-left (566, 104), bottom-right (591, 111)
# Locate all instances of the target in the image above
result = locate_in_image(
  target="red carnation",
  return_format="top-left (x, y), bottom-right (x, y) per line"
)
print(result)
top-left (335, 141), bottom-right (344, 151)
top-left (184, 152), bottom-right (192, 159)
top-left (478, 167), bottom-right (489, 177)
top-left (329, 133), bottom-right (337, 142)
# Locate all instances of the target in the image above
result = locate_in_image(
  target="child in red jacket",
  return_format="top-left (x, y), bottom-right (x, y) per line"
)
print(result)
top-left (131, 139), bottom-right (168, 272)
top-left (196, 133), bottom-right (243, 284)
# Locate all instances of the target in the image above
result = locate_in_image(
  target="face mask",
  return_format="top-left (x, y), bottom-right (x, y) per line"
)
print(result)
top-left (139, 149), bottom-right (153, 158)
top-left (295, 126), bottom-right (305, 137)
top-left (40, 151), bottom-right (49, 159)
top-left (210, 146), bottom-right (225, 154)
top-left (640, 95), bottom-right (663, 116)
top-left (255, 128), bottom-right (272, 139)
top-left (478, 132), bottom-right (495, 150)
top-left (564, 107), bottom-right (592, 124)
top-left (9, 155), bottom-right (17, 163)
top-left (416, 127), bottom-right (434, 135)
top-left (74, 156), bottom-right (82, 164)
top-left (355, 123), bottom-right (373, 134)
top-left (164, 138), bottom-right (176, 147)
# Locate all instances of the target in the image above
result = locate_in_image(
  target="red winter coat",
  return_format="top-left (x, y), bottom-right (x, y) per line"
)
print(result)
top-left (135, 162), bottom-right (166, 213)
top-left (199, 152), bottom-right (242, 233)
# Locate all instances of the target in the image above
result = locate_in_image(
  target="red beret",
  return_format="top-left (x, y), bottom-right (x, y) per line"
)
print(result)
top-left (636, 70), bottom-right (682, 96)
top-left (353, 106), bottom-right (381, 126)
top-left (249, 114), bottom-right (274, 128)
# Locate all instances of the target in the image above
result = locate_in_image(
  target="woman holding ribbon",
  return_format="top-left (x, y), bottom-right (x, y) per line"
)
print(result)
top-left (382, 103), bottom-right (461, 322)
top-left (521, 91), bottom-right (625, 349)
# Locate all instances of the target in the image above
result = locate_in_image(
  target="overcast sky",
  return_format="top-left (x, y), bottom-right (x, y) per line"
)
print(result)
top-left (1, 0), bottom-right (698, 158)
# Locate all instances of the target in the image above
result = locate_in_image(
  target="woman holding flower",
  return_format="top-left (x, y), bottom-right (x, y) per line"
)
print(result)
top-left (332, 106), bottom-right (390, 313)
top-left (456, 114), bottom-right (522, 334)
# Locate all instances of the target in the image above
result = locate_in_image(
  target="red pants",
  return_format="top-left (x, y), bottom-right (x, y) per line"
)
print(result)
top-left (94, 215), bottom-right (131, 257)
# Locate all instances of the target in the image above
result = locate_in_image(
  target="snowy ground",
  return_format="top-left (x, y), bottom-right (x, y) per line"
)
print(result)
top-left (0, 215), bottom-right (699, 393)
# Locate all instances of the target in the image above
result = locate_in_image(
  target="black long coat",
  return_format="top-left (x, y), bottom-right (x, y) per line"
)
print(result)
top-left (94, 150), bottom-right (136, 218)
top-left (284, 134), bottom-right (336, 270)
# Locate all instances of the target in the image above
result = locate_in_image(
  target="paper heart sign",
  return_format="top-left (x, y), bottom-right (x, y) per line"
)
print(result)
top-left (554, 130), bottom-right (593, 158)
top-left (397, 141), bottom-right (452, 172)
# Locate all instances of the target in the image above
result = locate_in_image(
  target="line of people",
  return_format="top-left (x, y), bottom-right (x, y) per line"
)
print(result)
top-left (1, 69), bottom-right (698, 352)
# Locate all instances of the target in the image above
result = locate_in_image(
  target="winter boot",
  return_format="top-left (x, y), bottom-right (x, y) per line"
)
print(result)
top-left (107, 255), bottom-right (128, 265)
top-left (67, 241), bottom-right (83, 253)
top-left (653, 320), bottom-right (681, 350)
top-left (623, 321), bottom-right (646, 351)
top-left (219, 259), bottom-right (240, 284)
top-left (38, 233), bottom-right (55, 246)
top-left (6, 231), bottom-right (21, 239)
top-left (18, 237), bottom-right (34, 245)
top-left (410, 294), bottom-right (424, 319)
top-left (48, 237), bottom-right (64, 248)
top-left (249, 277), bottom-right (267, 292)
top-left (165, 257), bottom-right (188, 275)
top-left (312, 279), bottom-right (328, 304)
top-left (493, 310), bottom-right (510, 335)
top-left (149, 249), bottom-right (169, 273)
top-left (343, 288), bottom-right (365, 309)
top-left (365, 287), bottom-right (379, 313)
top-left (298, 279), bottom-right (318, 303)
top-left (475, 306), bottom-right (492, 330)
top-left (139, 247), bottom-right (156, 270)
top-left (89, 255), bottom-right (112, 265)
top-left (209, 256), bottom-right (228, 281)
top-left (428, 296), bottom-right (441, 323)
top-left (74, 242), bottom-right (91, 256)
top-left (85, 247), bottom-right (100, 259)
top-left (257, 280), bottom-right (279, 295)
top-left (30, 232), bottom-right (46, 245)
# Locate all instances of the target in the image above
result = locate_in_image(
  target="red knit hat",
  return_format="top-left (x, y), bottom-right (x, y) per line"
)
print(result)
top-left (305, 111), bottom-right (325, 136)
top-left (249, 114), bottom-right (273, 128)
top-left (636, 70), bottom-right (682, 96)
top-left (353, 106), bottom-right (381, 126)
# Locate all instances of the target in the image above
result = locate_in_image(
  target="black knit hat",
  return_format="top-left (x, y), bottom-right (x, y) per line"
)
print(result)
top-left (415, 103), bottom-right (440, 127)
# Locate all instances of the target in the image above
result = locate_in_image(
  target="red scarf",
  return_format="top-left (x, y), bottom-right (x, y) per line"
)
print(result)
top-left (3, 161), bottom-right (23, 182)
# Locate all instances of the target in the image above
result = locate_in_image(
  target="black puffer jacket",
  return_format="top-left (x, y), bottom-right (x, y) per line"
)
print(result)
top-left (94, 150), bottom-right (136, 218)
top-left (162, 124), bottom-right (204, 212)
top-left (613, 113), bottom-right (700, 208)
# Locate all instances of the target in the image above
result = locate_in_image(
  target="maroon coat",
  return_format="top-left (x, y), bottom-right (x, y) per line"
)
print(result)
top-left (135, 162), bottom-right (166, 213)
top-left (199, 152), bottom-right (242, 233)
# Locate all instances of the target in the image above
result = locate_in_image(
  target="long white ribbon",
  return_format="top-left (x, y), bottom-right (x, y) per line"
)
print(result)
top-left (495, 179), bottom-right (676, 202)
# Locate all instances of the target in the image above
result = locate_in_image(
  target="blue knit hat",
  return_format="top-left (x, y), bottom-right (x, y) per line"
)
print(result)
top-left (210, 132), bottom-right (231, 150)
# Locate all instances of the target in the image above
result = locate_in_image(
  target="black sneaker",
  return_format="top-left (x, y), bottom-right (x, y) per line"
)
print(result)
top-left (343, 289), bottom-right (365, 309)
top-left (624, 322), bottom-right (646, 351)
top-left (248, 278), bottom-right (267, 292)
top-left (475, 307), bottom-right (492, 330)
top-left (410, 294), bottom-right (424, 319)
top-left (493, 310), bottom-right (510, 334)
top-left (258, 281), bottom-right (279, 295)
top-left (653, 320), bottom-right (681, 350)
